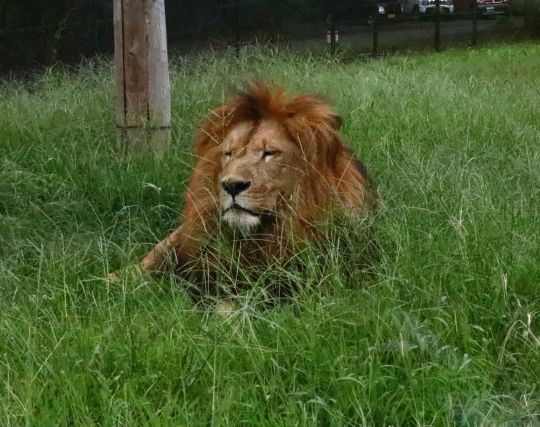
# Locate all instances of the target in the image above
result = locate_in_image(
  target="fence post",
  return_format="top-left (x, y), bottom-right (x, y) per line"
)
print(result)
top-left (233, 0), bottom-right (241, 55)
top-left (114, 0), bottom-right (171, 156)
top-left (434, 0), bottom-right (441, 51)
top-left (372, 10), bottom-right (379, 56)
top-left (327, 0), bottom-right (337, 55)
top-left (472, 0), bottom-right (478, 46)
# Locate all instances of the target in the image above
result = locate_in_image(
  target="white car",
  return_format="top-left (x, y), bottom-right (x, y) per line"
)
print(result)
top-left (401, 0), bottom-right (455, 15)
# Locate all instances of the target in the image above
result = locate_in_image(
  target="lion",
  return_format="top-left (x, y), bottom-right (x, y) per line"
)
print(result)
top-left (112, 83), bottom-right (374, 297)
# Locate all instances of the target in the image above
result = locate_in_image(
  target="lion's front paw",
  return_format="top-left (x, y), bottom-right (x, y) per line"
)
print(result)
top-left (215, 298), bottom-right (237, 318)
top-left (105, 265), bottom-right (147, 284)
top-left (106, 272), bottom-right (120, 283)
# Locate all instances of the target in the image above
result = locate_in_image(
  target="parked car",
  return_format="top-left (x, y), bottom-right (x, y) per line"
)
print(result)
top-left (475, 0), bottom-right (511, 15)
top-left (370, 0), bottom-right (403, 23)
top-left (335, 0), bottom-right (403, 25)
top-left (401, 0), bottom-right (455, 16)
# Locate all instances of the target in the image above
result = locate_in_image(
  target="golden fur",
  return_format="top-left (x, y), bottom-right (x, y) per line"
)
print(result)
top-left (135, 83), bottom-right (374, 280)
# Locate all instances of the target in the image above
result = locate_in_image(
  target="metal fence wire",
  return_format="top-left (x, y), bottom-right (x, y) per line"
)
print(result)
top-left (0, 0), bottom-right (533, 73)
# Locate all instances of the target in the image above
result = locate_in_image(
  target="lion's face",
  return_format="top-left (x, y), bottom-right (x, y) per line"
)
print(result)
top-left (192, 83), bottom-right (370, 241)
top-left (219, 119), bottom-right (304, 233)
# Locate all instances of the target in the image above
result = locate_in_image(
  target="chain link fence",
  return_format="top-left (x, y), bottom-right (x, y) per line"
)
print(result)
top-left (0, 0), bottom-right (537, 74)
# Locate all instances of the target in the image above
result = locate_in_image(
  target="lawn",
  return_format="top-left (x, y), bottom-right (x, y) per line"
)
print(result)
top-left (1, 43), bottom-right (539, 425)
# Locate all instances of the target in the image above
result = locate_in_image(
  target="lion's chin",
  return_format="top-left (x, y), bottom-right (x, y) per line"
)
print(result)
top-left (222, 210), bottom-right (262, 234)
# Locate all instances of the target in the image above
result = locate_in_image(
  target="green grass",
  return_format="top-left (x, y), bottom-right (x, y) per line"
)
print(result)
top-left (1, 43), bottom-right (539, 425)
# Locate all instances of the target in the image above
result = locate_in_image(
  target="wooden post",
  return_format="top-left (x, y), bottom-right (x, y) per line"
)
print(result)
top-left (114, 0), bottom-right (171, 155)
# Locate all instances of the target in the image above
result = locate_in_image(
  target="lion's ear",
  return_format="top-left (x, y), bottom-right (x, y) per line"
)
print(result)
top-left (331, 114), bottom-right (343, 130)
top-left (318, 127), bottom-right (344, 171)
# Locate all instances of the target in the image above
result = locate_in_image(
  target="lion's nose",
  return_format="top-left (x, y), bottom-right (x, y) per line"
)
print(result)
top-left (221, 179), bottom-right (251, 197)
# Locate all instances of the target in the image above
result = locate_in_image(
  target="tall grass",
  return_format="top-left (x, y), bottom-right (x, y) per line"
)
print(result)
top-left (1, 44), bottom-right (539, 425)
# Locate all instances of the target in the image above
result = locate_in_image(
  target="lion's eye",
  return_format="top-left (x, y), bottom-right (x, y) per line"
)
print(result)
top-left (262, 150), bottom-right (279, 159)
top-left (224, 151), bottom-right (232, 158)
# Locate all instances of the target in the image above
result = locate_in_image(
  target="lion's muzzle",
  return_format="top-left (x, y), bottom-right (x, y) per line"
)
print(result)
top-left (221, 179), bottom-right (251, 197)
top-left (222, 203), bottom-right (262, 233)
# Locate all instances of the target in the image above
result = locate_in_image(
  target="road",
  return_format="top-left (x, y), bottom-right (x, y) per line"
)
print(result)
top-left (289, 16), bottom-right (521, 51)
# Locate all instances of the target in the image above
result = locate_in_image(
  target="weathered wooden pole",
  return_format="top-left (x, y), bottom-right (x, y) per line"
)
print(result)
top-left (114, 0), bottom-right (171, 155)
